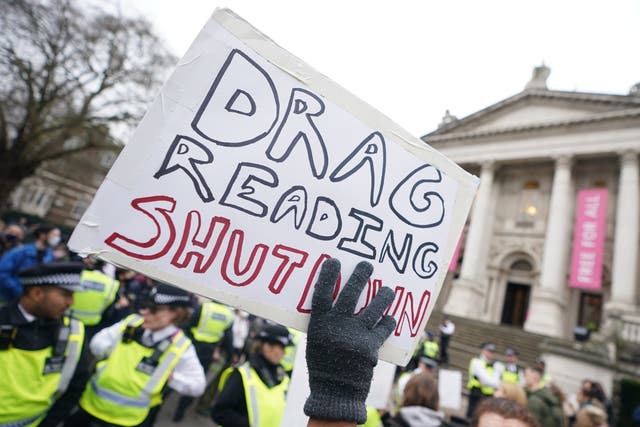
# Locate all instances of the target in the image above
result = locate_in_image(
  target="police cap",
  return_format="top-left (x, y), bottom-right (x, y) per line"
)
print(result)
top-left (480, 342), bottom-right (497, 352)
top-left (256, 324), bottom-right (292, 347)
top-left (147, 283), bottom-right (192, 307)
top-left (18, 262), bottom-right (85, 292)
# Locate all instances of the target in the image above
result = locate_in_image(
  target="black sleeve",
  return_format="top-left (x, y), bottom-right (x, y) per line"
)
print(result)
top-left (220, 325), bottom-right (234, 360)
top-left (189, 305), bottom-right (203, 329)
top-left (39, 337), bottom-right (92, 427)
top-left (210, 369), bottom-right (249, 427)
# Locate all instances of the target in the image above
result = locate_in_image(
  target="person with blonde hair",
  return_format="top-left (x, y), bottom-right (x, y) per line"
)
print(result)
top-left (494, 381), bottom-right (528, 406)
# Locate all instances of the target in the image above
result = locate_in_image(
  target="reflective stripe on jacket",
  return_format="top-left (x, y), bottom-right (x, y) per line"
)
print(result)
top-left (237, 363), bottom-right (289, 427)
top-left (280, 328), bottom-right (303, 372)
top-left (422, 341), bottom-right (439, 358)
top-left (467, 357), bottom-right (495, 395)
top-left (69, 270), bottom-right (119, 325)
top-left (0, 317), bottom-right (84, 427)
top-left (501, 364), bottom-right (521, 384)
top-left (191, 302), bottom-right (233, 344)
top-left (79, 314), bottom-right (191, 426)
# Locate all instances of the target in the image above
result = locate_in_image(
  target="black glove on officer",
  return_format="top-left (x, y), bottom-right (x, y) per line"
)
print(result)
top-left (304, 258), bottom-right (396, 424)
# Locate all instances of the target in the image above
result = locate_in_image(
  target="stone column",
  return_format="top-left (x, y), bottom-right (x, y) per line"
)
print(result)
top-left (607, 151), bottom-right (639, 313)
top-left (444, 162), bottom-right (495, 317)
top-left (524, 156), bottom-right (573, 337)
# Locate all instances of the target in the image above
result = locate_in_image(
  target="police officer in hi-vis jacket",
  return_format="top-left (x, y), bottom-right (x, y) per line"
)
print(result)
top-left (0, 262), bottom-right (90, 427)
top-left (211, 323), bottom-right (293, 427)
top-left (67, 282), bottom-right (206, 427)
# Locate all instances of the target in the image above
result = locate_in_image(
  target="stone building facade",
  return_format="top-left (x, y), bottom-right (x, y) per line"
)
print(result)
top-left (424, 66), bottom-right (640, 341)
top-left (9, 149), bottom-right (118, 230)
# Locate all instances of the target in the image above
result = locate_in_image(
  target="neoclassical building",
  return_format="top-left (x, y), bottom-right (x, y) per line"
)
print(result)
top-left (424, 66), bottom-right (640, 342)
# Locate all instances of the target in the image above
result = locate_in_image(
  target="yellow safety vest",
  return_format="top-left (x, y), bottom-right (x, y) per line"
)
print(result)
top-left (358, 407), bottom-right (383, 427)
top-left (423, 341), bottom-right (439, 358)
top-left (501, 364), bottom-right (521, 384)
top-left (0, 316), bottom-right (84, 427)
top-left (79, 315), bottom-right (191, 426)
top-left (237, 363), bottom-right (289, 427)
top-left (190, 301), bottom-right (233, 343)
top-left (467, 358), bottom-right (495, 396)
top-left (280, 328), bottom-right (302, 373)
top-left (395, 371), bottom-right (413, 410)
top-left (540, 373), bottom-right (551, 388)
top-left (69, 270), bottom-right (119, 326)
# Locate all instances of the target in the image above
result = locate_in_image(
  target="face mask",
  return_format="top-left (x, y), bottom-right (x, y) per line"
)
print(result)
top-left (48, 235), bottom-right (61, 247)
top-left (5, 234), bottom-right (19, 243)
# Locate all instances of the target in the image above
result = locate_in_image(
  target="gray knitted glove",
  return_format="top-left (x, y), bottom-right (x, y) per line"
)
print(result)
top-left (303, 258), bottom-right (396, 423)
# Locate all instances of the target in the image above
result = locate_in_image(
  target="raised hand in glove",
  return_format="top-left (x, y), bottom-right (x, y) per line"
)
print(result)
top-left (304, 258), bottom-right (396, 424)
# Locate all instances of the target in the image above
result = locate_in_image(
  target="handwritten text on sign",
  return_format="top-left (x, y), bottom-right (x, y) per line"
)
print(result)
top-left (569, 188), bottom-right (608, 290)
top-left (70, 9), bottom-right (477, 364)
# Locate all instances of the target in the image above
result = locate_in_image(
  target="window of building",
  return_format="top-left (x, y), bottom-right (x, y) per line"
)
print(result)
top-left (62, 137), bottom-right (83, 150)
top-left (71, 198), bottom-right (91, 219)
top-left (516, 180), bottom-right (540, 227)
top-left (17, 181), bottom-right (56, 217)
top-left (578, 292), bottom-right (602, 332)
top-left (99, 152), bottom-right (116, 168)
top-left (510, 260), bottom-right (533, 271)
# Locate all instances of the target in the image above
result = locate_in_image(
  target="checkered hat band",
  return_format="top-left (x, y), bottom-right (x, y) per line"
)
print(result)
top-left (153, 293), bottom-right (190, 304)
top-left (21, 273), bottom-right (82, 287)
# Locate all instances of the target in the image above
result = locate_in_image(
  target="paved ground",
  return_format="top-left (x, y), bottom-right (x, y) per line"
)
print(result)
top-left (155, 360), bottom-right (226, 427)
top-left (155, 391), bottom-right (215, 427)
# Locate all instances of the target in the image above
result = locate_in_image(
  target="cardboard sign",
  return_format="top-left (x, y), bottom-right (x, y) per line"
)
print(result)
top-left (438, 369), bottom-right (462, 410)
top-left (69, 8), bottom-right (478, 364)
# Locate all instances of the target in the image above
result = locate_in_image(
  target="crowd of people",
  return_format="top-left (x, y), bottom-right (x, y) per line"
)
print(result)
top-left (0, 220), bottom-right (624, 427)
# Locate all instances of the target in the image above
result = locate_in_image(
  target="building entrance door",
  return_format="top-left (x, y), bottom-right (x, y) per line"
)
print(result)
top-left (578, 292), bottom-right (603, 332)
top-left (501, 282), bottom-right (531, 327)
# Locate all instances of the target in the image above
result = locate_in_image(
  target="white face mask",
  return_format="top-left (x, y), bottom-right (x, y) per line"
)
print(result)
top-left (47, 235), bottom-right (61, 247)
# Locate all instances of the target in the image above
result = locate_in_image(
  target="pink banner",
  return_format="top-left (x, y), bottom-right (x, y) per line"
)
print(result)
top-left (569, 188), bottom-right (608, 290)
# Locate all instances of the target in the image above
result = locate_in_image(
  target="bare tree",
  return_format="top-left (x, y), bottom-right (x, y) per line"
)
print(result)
top-left (0, 0), bottom-right (176, 211)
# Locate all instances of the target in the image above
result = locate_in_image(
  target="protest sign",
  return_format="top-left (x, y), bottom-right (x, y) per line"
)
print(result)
top-left (69, 8), bottom-right (478, 364)
top-left (438, 369), bottom-right (462, 410)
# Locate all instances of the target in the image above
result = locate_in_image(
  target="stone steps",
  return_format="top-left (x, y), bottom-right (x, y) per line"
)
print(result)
top-left (425, 311), bottom-right (549, 386)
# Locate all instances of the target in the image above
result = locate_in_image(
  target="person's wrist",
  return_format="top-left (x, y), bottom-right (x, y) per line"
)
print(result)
top-left (308, 419), bottom-right (356, 427)
top-left (304, 390), bottom-right (367, 424)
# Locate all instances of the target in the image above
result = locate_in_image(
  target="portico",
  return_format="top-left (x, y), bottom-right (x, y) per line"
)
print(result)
top-left (425, 66), bottom-right (640, 338)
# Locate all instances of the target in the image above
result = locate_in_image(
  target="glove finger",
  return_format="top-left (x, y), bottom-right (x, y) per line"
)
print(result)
top-left (372, 315), bottom-right (397, 346)
top-left (333, 261), bottom-right (373, 315)
top-left (311, 258), bottom-right (341, 315)
top-left (358, 286), bottom-right (395, 329)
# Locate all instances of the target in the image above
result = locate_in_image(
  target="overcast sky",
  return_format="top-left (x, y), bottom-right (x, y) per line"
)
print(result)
top-left (126, 0), bottom-right (640, 137)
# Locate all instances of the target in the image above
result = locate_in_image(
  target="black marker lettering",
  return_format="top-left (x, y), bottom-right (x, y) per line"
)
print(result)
top-left (192, 49), bottom-right (279, 146)
top-left (267, 88), bottom-right (328, 178)
top-left (220, 162), bottom-right (278, 217)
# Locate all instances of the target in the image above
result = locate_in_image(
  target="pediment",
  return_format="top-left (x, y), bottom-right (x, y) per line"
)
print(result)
top-left (426, 90), bottom-right (640, 137)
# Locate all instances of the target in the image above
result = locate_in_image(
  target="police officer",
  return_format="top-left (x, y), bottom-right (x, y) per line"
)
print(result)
top-left (466, 342), bottom-right (503, 419)
top-left (0, 262), bottom-right (90, 427)
top-left (172, 299), bottom-right (234, 422)
top-left (422, 330), bottom-right (440, 362)
top-left (66, 282), bottom-right (206, 427)
top-left (280, 327), bottom-right (303, 376)
top-left (211, 323), bottom-right (293, 427)
top-left (499, 347), bottom-right (524, 386)
top-left (69, 255), bottom-right (125, 341)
